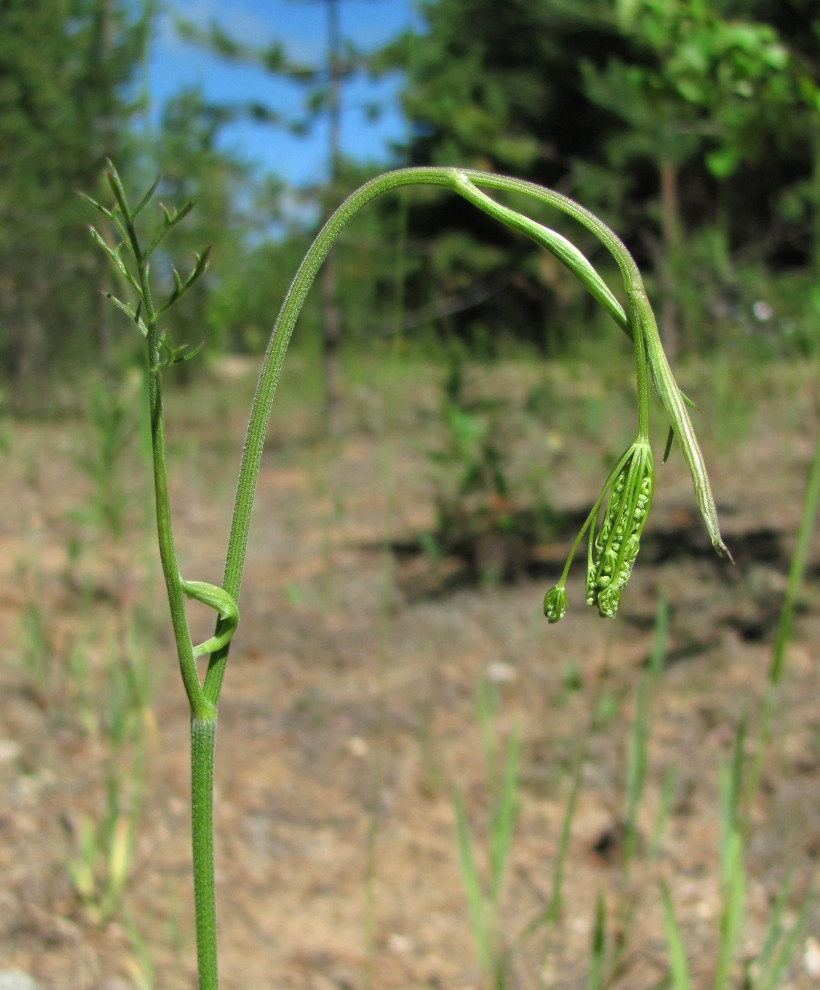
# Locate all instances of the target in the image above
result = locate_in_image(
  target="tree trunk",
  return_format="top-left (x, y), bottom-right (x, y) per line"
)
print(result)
top-left (321, 0), bottom-right (343, 435)
top-left (659, 158), bottom-right (681, 359)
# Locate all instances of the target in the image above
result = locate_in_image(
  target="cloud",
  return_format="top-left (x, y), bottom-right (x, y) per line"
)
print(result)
top-left (157, 0), bottom-right (322, 59)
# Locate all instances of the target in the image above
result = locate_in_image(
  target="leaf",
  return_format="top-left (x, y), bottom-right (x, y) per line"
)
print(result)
top-left (157, 332), bottom-right (205, 368)
top-left (103, 292), bottom-right (147, 336)
top-left (453, 176), bottom-right (630, 335)
top-left (156, 247), bottom-right (211, 316)
top-left (105, 162), bottom-right (132, 222)
top-left (88, 226), bottom-right (134, 284)
top-left (706, 146), bottom-right (741, 180)
top-left (77, 191), bottom-right (116, 221)
top-left (131, 173), bottom-right (162, 219)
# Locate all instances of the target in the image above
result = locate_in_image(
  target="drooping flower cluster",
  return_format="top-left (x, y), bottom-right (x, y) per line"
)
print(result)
top-left (543, 438), bottom-right (654, 623)
top-left (585, 441), bottom-right (653, 618)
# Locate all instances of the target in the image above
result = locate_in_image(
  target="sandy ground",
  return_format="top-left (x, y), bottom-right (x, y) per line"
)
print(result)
top-left (1, 355), bottom-right (819, 989)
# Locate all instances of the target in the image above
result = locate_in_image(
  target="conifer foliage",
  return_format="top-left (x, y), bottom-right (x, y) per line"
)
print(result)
top-left (0, 0), bottom-right (149, 402)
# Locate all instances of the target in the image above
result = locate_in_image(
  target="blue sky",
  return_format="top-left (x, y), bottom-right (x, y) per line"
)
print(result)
top-left (150, 0), bottom-right (417, 186)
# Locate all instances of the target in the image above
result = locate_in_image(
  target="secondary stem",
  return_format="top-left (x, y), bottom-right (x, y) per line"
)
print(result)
top-left (146, 329), bottom-right (218, 987)
top-left (116, 171), bottom-right (220, 982)
top-left (147, 366), bottom-right (212, 716)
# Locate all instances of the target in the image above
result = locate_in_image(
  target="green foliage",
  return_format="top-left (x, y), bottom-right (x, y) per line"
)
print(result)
top-left (66, 629), bottom-right (151, 925)
top-left (658, 715), bottom-right (810, 990)
top-left (745, 422), bottom-right (820, 809)
top-left (654, 461), bottom-right (820, 989)
top-left (585, 1), bottom-right (791, 178)
top-left (425, 347), bottom-right (575, 587)
top-left (453, 681), bottom-right (521, 989)
top-left (0, 0), bottom-right (150, 403)
top-left (66, 727), bottom-right (146, 926)
top-left (382, 0), bottom-right (820, 354)
top-left (17, 592), bottom-right (51, 689)
top-left (586, 894), bottom-right (608, 990)
top-left (426, 350), bottom-right (515, 577)
top-left (71, 372), bottom-right (144, 542)
top-left (660, 880), bottom-right (691, 990)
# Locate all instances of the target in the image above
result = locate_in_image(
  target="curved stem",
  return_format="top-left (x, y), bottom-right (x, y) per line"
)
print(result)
top-left (204, 166), bottom-right (630, 702)
top-left (204, 168), bottom-right (456, 702)
top-left (205, 165), bottom-right (729, 703)
top-left (458, 170), bottom-right (728, 556)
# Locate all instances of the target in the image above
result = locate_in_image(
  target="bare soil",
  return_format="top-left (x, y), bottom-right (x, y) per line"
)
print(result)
top-left (1, 354), bottom-right (819, 989)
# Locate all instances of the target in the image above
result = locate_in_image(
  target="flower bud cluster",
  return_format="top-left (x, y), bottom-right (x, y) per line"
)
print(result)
top-left (586, 441), bottom-right (653, 618)
top-left (543, 439), bottom-right (654, 624)
top-left (543, 585), bottom-right (568, 624)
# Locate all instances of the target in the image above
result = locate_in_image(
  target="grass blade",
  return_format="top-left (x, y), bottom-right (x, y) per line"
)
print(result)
top-left (714, 830), bottom-right (745, 990)
top-left (453, 788), bottom-right (491, 978)
top-left (489, 723), bottom-right (520, 903)
top-left (648, 592), bottom-right (669, 683)
top-left (547, 748), bottom-right (583, 923)
top-left (648, 765), bottom-right (678, 861)
top-left (660, 880), bottom-right (691, 990)
top-left (586, 894), bottom-right (607, 990)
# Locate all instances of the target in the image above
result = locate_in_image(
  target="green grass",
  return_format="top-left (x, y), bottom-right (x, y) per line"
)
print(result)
top-left (654, 425), bottom-right (820, 989)
top-left (453, 680), bottom-right (522, 988)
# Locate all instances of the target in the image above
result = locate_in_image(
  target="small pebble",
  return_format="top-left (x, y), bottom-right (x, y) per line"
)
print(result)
top-left (486, 661), bottom-right (517, 683)
top-left (0, 970), bottom-right (42, 990)
top-left (804, 935), bottom-right (820, 976)
top-left (0, 741), bottom-right (21, 764)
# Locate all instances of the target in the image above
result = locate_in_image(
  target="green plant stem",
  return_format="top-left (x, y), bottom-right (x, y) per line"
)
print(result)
top-left (148, 368), bottom-right (213, 719)
top-left (104, 166), bottom-right (220, 986)
top-left (148, 325), bottom-right (218, 987)
top-left (632, 276), bottom-right (650, 442)
top-left (191, 716), bottom-right (218, 988)
top-left (107, 166), bottom-right (211, 720)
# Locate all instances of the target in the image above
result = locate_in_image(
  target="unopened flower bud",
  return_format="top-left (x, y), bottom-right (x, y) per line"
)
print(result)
top-left (543, 585), bottom-right (568, 624)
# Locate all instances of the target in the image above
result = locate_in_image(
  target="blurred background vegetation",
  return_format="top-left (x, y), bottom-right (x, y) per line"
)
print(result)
top-left (2, 0), bottom-right (818, 413)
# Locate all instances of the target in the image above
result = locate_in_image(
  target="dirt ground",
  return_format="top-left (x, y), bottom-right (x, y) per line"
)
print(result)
top-left (1, 353), bottom-right (819, 989)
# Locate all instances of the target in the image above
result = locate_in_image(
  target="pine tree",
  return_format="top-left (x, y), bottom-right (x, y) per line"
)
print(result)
top-left (0, 0), bottom-right (149, 405)
top-left (379, 0), bottom-right (628, 351)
